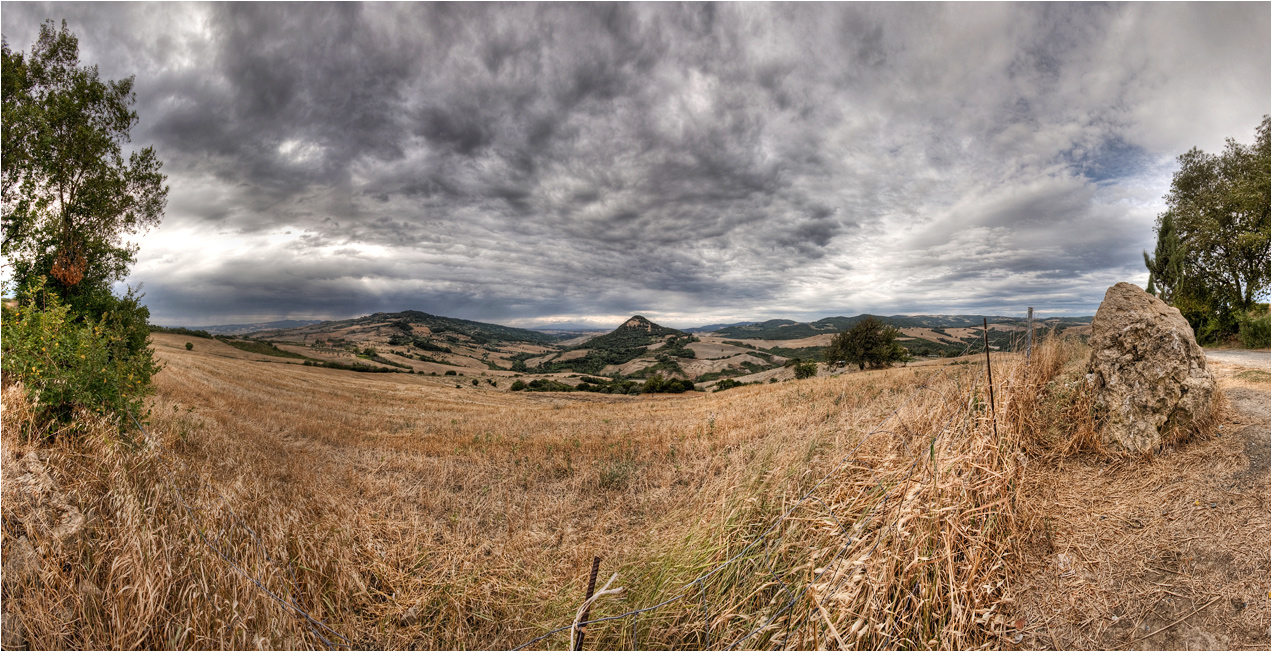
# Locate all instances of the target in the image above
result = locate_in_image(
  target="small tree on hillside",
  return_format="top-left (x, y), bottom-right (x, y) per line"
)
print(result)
top-left (825, 316), bottom-right (908, 370)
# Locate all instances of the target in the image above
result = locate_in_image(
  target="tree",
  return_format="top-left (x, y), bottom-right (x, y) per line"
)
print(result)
top-left (1161, 116), bottom-right (1270, 315)
top-left (2, 21), bottom-right (167, 310)
top-left (792, 362), bottom-right (817, 379)
top-left (825, 316), bottom-right (908, 371)
top-left (1143, 211), bottom-right (1183, 302)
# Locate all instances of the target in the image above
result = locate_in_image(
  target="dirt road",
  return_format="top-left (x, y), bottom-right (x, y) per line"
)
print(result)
top-left (1205, 347), bottom-right (1270, 371)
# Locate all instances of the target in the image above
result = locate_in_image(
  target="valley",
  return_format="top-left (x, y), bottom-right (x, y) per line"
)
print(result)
top-left (184, 310), bottom-right (1092, 393)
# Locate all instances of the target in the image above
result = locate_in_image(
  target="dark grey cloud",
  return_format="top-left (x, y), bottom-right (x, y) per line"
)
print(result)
top-left (1, 2), bottom-right (1267, 327)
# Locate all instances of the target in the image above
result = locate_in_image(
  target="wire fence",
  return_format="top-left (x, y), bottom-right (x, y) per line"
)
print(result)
top-left (511, 340), bottom-right (994, 651)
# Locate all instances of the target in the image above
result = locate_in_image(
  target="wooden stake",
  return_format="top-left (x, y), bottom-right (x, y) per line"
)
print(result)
top-left (575, 556), bottom-right (601, 651)
top-left (983, 318), bottom-right (998, 440)
top-left (1026, 307), bottom-right (1034, 364)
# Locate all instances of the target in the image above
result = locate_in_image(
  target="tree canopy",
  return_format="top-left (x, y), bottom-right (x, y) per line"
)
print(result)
top-left (1147, 116), bottom-right (1270, 342)
top-left (824, 316), bottom-right (908, 371)
top-left (2, 20), bottom-right (167, 308)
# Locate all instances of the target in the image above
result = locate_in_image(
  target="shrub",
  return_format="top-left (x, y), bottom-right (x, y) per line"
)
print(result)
top-left (471, 379), bottom-right (479, 386)
top-left (1237, 305), bottom-right (1271, 349)
top-left (510, 380), bottom-right (527, 391)
top-left (150, 325), bottom-right (213, 339)
top-left (1, 280), bottom-right (158, 433)
top-left (793, 362), bottom-right (817, 379)
top-left (185, 342), bottom-right (193, 351)
top-left (445, 370), bottom-right (458, 376)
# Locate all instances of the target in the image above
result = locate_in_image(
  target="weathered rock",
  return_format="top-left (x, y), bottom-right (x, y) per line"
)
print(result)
top-left (399, 604), bottom-right (420, 626)
top-left (1, 611), bottom-right (26, 649)
top-left (1088, 282), bottom-right (1216, 451)
top-left (2, 537), bottom-right (41, 593)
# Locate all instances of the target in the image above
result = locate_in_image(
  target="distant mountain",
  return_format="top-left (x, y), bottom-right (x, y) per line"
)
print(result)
top-left (184, 319), bottom-right (324, 336)
top-left (575, 315), bottom-right (687, 350)
top-left (684, 321), bottom-right (757, 333)
top-left (528, 322), bottom-right (609, 333)
top-left (251, 310), bottom-right (563, 345)
top-left (709, 314), bottom-right (1089, 340)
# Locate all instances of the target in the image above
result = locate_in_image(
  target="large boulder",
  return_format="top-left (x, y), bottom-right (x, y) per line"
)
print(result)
top-left (1088, 282), bottom-right (1216, 451)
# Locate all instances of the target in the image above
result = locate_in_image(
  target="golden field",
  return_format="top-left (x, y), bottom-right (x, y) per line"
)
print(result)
top-left (3, 333), bottom-right (1265, 650)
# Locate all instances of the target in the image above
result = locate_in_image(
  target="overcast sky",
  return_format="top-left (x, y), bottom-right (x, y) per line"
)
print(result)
top-left (2, 3), bottom-right (1268, 329)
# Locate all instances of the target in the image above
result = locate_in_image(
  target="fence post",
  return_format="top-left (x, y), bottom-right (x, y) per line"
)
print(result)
top-left (983, 318), bottom-right (998, 441)
top-left (1026, 307), bottom-right (1034, 364)
top-left (575, 556), bottom-right (602, 651)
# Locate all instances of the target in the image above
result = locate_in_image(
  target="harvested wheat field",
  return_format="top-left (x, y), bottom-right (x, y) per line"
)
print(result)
top-left (1, 334), bottom-right (1267, 650)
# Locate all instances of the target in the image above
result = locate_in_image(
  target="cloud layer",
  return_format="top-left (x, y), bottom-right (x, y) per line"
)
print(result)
top-left (2, 3), bottom-right (1267, 327)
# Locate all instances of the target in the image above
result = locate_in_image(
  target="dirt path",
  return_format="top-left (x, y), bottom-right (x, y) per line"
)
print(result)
top-left (1014, 353), bottom-right (1271, 650)
top-left (1205, 348), bottom-right (1271, 371)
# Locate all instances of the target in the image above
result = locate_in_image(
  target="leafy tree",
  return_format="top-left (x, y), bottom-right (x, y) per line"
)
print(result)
top-left (792, 362), bottom-right (817, 379)
top-left (1150, 116), bottom-right (1270, 342)
top-left (1162, 116), bottom-right (1270, 314)
top-left (825, 316), bottom-right (907, 370)
top-left (1143, 211), bottom-right (1183, 302)
top-left (2, 21), bottom-right (167, 308)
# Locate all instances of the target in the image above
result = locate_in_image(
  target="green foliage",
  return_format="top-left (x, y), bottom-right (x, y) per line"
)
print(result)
top-left (2, 21), bottom-right (168, 305)
top-left (825, 316), bottom-right (908, 370)
top-left (444, 370), bottom-right (458, 376)
top-left (1159, 116), bottom-right (1270, 340)
top-left (1143, 212), bottom-right (1184, 302)
top-left (217, 338), bottom-right (310, 359)
top-left (524, 379), bottom-right (574, 392)
top-left (1, 280), bottom-right (158, 433)
top-left (510, 380), bottom-right (527, 391)
top-left (641, 373), bottom-right (696, 394)
top-left (184, 342), bottom-right (192, 351)
top-left (302, 359), bottom-right (400, 373)
top-left (713, 378), bottom-right (752, 392)
top-left (792, 362), bottom-right (817, 379)
top-left (150, 325), bottom-right (213, 339)
top-left (767, 345), bottom-right (826, 362)
top-left (1237, 305), bottom-right (1271, 349)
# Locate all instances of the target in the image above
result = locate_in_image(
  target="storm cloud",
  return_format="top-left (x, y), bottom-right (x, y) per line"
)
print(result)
top-left (2, 3), bottom-right (1267, 327)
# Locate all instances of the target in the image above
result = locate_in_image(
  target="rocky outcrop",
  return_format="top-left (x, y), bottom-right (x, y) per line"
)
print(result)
top-left (1088, 282), bottom-right (1216, 452)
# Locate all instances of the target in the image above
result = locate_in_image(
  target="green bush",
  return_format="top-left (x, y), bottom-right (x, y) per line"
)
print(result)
top-left (793, 362), bottom-right (818, 379)
top-left (185, 342), bottom-right (193, 351)
top-left (510, 380), bottom-right (527, 391)
top-left (1, 280), bottom-right (158, 432)
top-left (444, 370), bottom-right (458, 376)
top-left (1238, 306), bottom-right (1271, 348)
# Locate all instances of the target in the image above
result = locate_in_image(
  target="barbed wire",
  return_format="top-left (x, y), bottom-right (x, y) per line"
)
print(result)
top-left (512, 341), bottom-right (990, 651)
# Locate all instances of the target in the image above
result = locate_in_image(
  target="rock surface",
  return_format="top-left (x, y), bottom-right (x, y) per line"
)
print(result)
top-left (1, 611), bottom-right (26, 649)
top-left (2, 537), bottom-right (41, 593)
top-left (1088, 282), bottom-right (1216, 451)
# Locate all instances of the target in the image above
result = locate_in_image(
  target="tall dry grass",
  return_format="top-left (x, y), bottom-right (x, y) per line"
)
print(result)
top-left (2, 333), bottom-right (1167, 650)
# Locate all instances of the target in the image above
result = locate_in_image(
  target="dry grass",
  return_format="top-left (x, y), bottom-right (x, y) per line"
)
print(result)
top-left (1, 334), bottom-right (1258, 650)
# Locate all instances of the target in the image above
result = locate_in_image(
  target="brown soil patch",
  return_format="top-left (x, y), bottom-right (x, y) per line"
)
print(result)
top-left (1013, 361), bottom-right (1271, 650)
